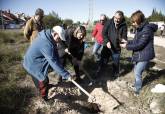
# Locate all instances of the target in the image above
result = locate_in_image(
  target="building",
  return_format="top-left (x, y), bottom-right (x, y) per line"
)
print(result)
top-left (0, 10), bottom-right (28, 29)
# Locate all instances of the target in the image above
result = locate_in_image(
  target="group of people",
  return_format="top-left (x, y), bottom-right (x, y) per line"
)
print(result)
top-left (23, 8), bottom-right (158, 101)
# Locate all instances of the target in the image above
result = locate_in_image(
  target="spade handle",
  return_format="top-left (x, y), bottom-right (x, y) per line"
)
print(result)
top-left (71, 79), bottom-right (95, 101)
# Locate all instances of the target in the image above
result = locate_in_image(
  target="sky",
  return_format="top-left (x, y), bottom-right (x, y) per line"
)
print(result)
top-left (1, 0), bottom-right (165, 23)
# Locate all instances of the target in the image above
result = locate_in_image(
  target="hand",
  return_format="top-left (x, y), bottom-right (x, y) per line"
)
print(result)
top-left (67, 75), bottom-right (76, 81)
top-left (120, 43), bottom-right (127, 48)
top-left (92, 37), bottom-right (95, 41)
top-left (65, 48), bottom-right (71, 55)
top-left (106, 42), bottom-right (111, 49)
top-left (121, 39), bottom-right (127, 43)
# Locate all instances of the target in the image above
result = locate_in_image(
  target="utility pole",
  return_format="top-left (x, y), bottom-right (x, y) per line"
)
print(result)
top-left (88, 0), bottom-right (93, 24)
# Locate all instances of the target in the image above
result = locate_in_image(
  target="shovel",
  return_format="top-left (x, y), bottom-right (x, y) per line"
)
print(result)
top-left (71, 79), bottom-right (101, 112)
top-left (67, 52), bottom-right (95, 85)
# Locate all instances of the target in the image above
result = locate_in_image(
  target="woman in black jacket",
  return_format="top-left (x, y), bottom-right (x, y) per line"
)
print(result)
top-left (120, 10), bottom-right (158, 95)
top-left (65, 25), bottom-right (86, 82)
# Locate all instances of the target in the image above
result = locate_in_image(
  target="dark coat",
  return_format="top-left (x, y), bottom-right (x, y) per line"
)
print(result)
top-left (57, 41), bottom-right (67, 58)
top-left (65, 29), bottom-right (84, 61)
top-left (102, 17), bottom-right (127, 52)
top-left (126, 21), bottom-right (158, 62)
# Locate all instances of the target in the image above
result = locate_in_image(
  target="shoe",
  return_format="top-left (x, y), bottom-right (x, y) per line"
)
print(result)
top-left (135, 90), bottom-right (140, 95)
top-left (38, 80), bottom-right (49, 101)
top-left (128, 83), bottom-right (140, 96)
top-left (134, 90), bottom-right (140, 97)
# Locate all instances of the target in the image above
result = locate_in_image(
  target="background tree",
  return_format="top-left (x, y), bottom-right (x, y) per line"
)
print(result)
top-left (43, 11), bottom-right (62, 28)
top-left (75, 21), bottom-right (81, 26)
top-left (63, 19), bottom-right (73, 26)
top-left (124, 16), bottom-right (131, 26)
top-left (148, 8), bottom-right (165, 22)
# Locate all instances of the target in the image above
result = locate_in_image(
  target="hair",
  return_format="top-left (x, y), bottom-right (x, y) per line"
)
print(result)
top-left (73, 25), bottom-right (86, 38)
top-left (100, 14), bottom-right (107, 21)
top-left (35, 8), bottom-right (44, 16)
top-left (131, 10), bottom-right (145, 25)
top-left (115, 10), bottom-right (124, 17)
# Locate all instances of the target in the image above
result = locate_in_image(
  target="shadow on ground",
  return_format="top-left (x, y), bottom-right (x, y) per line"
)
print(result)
top-left (0, 86), bottom-right (34, 114)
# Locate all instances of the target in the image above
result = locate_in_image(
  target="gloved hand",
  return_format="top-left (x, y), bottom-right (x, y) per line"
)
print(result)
top-left (67, 75), bottom-right (76, 81)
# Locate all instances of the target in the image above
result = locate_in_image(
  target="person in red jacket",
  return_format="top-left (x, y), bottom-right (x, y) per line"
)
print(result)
top-left (92, 14), bottom-right (107, 61)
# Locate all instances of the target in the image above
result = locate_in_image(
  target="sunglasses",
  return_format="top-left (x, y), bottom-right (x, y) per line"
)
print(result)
top-left (100, 20), bottom-right (105, 22)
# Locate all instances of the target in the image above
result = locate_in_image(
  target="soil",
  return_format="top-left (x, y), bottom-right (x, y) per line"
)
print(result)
top-left (18, 44), bottom-right (165, 114)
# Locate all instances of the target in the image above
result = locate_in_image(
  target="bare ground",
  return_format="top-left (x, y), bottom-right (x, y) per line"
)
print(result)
top-left (0, 30), bottom-right (164, 114)
top-left (16, 45), bottom-right (165, 114)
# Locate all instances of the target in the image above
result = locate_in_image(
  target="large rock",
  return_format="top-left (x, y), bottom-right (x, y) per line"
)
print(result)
top-left (150, 98), bottom-right (165, 114)
top-left (150, 100), bottom-right (162, 114)
top-left (88, 87), bottom-right (120, 113)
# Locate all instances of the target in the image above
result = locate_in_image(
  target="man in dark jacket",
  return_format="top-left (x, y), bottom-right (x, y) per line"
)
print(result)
top-left (97, 11), bottom-right (127, 78)
top-left (120, 10), bottom-right (158, 95)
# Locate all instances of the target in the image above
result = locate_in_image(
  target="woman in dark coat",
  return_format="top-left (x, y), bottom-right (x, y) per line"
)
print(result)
top-left (65, 26), bottom-right (86, 82)
top-left (120, 10), bottom-right (158, 95)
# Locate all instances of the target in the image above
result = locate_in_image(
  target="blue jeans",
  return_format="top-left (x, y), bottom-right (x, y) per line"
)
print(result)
top-left (92, 41), bottom-right (103, 61)
top-left (134, 61), bottom-right (149, 92)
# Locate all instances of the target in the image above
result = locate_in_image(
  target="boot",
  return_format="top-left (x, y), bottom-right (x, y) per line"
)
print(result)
top-left (112, 63), bottom-right (119, 78)
top-left (38, 77), bottom-right (49, 101)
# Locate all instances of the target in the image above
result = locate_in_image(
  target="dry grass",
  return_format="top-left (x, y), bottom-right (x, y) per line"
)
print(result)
top-left (0, 29), bottom-right (30, 114)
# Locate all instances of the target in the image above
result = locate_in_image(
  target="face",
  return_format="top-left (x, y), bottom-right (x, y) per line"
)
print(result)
top-left (35, 15), bottom-right (44, 21)
top-left (100, 16), bottom-right (106, 25)
top-left (76, 32), bottom-right (84, 40)
top-left (114, 13), bottom-right (123, 25)
top-left (132, 21), bottom-right (139, 28)
top-left (53, 33), bottom-right (61, 42)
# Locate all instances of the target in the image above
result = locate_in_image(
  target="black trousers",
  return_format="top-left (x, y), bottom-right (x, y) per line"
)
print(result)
top-left (59, 54), bottom-right (81, 79)
top-left (99, 46), bottom-right (120, 75)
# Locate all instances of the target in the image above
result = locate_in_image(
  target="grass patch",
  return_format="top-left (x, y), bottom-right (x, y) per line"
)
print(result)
top-left (0, 30), bottom-right (30, 113)
top-left (0, 84), bottom-right (34, 114)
